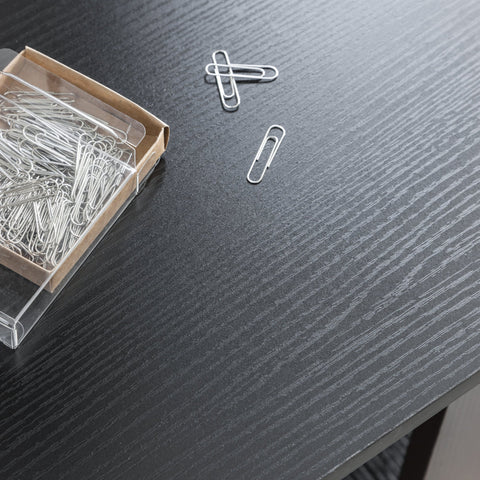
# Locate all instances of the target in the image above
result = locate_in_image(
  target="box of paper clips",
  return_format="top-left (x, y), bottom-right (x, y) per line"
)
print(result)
top-left (0, 47), bottom-right (169, 349)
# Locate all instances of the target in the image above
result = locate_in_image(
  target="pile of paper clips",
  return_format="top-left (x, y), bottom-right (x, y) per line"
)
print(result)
top-left (0, 91), bottom-right (133, 269)
top-left (205, 49), bottom-right (285, 184)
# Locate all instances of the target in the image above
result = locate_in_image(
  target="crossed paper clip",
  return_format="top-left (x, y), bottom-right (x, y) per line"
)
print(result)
top-left (205, 50), bottom-right (278, 112)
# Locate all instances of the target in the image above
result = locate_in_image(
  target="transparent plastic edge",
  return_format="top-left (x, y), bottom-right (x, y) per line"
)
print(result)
top-left (1, 50), bottom-right (146, 150)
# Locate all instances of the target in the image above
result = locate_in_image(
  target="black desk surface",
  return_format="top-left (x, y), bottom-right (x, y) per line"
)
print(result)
top-left (1, 1), bottom-right (480, 479)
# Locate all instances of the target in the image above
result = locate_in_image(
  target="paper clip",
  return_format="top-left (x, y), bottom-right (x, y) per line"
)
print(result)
top-left (205, 63), bottom-right (279, 82)
top-left (211, 50), bottom-right (240, 111)
top-left (247, 125), bottom-right (286, 184)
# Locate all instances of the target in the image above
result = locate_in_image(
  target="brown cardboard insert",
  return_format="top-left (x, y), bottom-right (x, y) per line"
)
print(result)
top-left (0, 47), bottom-right (169, 292)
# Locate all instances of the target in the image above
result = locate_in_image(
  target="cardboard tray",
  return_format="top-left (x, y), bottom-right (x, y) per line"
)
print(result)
top-left (0, 47), bottom-right (169, 292)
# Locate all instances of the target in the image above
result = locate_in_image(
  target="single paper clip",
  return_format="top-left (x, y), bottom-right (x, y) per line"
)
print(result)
top-left (205, 63), bottom-right (279, 82)
top-left (211, 50), bottom-right (240, 111)
top-left (247, 125), bottom-right (286, 184)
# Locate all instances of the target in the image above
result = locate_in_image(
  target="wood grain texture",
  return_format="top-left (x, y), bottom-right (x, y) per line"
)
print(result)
top-left (0, 0), bottom-right (480, 479)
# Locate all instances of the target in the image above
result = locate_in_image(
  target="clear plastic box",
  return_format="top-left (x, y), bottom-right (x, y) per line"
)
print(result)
top-left (0, 47), bottom-right (169, 348)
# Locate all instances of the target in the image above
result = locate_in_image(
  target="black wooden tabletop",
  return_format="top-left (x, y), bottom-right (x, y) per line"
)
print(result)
top-left (1, 1), bottom-right (480, 479)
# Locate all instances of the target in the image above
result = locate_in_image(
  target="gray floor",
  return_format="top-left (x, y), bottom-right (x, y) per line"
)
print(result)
top-left (344, 436), bottom-right (410, 480)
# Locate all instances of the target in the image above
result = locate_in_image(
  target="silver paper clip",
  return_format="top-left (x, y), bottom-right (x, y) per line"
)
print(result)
top-left (208, 50), bottom-right (279, 111)
top-left (205, 63), bottom-right (279, 82)
top-left (211, 50), bottom-right (241, 111)
top-left (247, 125), bottom-right (286, 184)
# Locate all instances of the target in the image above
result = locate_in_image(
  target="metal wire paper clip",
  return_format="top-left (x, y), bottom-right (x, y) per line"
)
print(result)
top-left (0, 91), bottom-right (133, 269)
top-left (207, 50), bottom-right (279, 111)
top-left (247, 125), bottom-right (286, 184)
